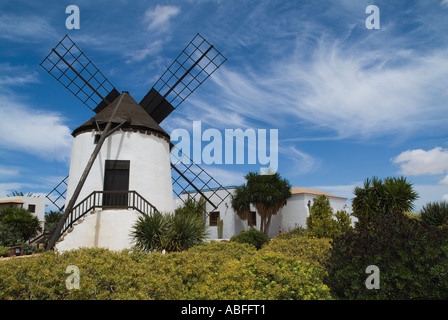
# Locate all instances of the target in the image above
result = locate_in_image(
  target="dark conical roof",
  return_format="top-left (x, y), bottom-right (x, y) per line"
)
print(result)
top-left (72, 92), bottom-right (170, 141)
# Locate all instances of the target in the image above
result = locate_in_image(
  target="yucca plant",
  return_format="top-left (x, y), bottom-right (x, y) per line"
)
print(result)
top-left (420, 201), bottom-right (448, 228)
top-left (131, 211), bottom-right (170, 252)
top-left (167, 212), bottom-right (209, 252)
top-left (131, 210), bottom-right (209, 253)
top-left (352, 176), bottom-right (418, 228)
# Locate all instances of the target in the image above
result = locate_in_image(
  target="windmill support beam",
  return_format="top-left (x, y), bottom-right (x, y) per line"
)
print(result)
top-left (47, 93), bottom-right (126, 250)
top-left (104, 117), bottom-right (130, 139)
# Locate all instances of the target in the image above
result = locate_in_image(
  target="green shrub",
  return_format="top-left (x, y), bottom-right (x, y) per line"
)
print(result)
top-left (193, 251), bottom-right (331, 300)
top-left (0, 245), bottom-right (8, 257)
top-left (276, 226), bottom-right (307, 239)
top-left (262, 236), bottom-right (331, 267)
top-left (325, 213), bottom-right (448, 299)
top-left (306, 195), bottom-right (351, 238)
top-left (0, 240), bottom-right (332, 300)
top-left (188, 241), bottom-right (257, 260)
top-left (230, 228), bottom-right (269, 249)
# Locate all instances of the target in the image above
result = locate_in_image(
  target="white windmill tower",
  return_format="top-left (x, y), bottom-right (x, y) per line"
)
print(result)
top-left (40, 34), bottom-right (231, 251)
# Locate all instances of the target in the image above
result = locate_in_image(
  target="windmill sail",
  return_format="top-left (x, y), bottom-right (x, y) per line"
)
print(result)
top-left (140, 33), bottom-right (227, 124)
top-left (46, 175), bottom-right (68, 212)
top-left (170, 144), bottom-right (232, 217)
top-left (40, 34), bottom-right (118, 112)
top-left (41, 34), bottom-right (229, 249)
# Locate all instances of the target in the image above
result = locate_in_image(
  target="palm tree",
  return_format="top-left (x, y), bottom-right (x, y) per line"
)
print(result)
top-left (352, 176), bottom-right (418, 228)
top-left (231, 171), bottom-right (292, 236)
top-left (231, 185), bottom-right (254, 227)
top-left (175, 195), bottom-right (206, 218)
top-left (0, 207), bottom-right (41, 244)
top-left (44, 211), bottom-right (63, 235)
top-left (7, 191), bottom-right (39, 197)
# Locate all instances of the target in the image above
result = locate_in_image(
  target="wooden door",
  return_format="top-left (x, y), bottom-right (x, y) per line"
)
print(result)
top-left (103, 160), bottom-right (130, 207)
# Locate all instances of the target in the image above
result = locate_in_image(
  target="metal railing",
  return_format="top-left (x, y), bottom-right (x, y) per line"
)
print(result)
top-left (60, 190), bottom-right (158, 236)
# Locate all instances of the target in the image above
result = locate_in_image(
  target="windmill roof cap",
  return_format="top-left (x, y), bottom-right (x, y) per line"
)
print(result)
top-left (72, 92), bottom-right (170, 141)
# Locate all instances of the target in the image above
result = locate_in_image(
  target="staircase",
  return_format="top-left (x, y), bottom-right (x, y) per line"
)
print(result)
top-left (54, 190), bottom-right (157, 249)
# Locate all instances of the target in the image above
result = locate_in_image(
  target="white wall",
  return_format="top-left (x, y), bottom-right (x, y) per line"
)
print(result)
top-left (55, 209), bottom-right (140, 252)
top-left (270, 194), bottom-right (349, 238)
top-left (66, 130), bottom-right (174, 213)
top-left (182, 188), bottom-right (350, 239)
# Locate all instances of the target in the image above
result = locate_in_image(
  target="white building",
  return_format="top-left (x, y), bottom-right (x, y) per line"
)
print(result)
top-left (0, 196), bottom-right (46, 231)
top-left (56, 92), bottom-right (174, 252)
top-left (54, 93), bottom-right (350, 251)
top-left (179, 186), bottom-right (349, 239)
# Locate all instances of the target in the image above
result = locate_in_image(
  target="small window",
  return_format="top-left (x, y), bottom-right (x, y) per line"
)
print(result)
top-left (28, 204), bottom-right (36, 213)
top-left (94, 134), bottom-right (101, 144)
top-left (249, 211), bottom-right (257, 226)
top-left (209, 211), bottom-right (220, 226)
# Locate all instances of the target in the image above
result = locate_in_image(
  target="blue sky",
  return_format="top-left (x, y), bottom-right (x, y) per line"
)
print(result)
top-left (0, 0), bottom-right (447, 212)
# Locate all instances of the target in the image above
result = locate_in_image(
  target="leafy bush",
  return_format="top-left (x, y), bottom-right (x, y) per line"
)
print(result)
top-left (0, 245), bottom-right (9, 257)
top-left (276, 226), bottom-right (307, 239)
top-left (230, 228), bottom-right (269, 249)
top-left (194, 252), bottom-right (331, 300)
top-left (306, 195), bottom-right (352, 238)
top-left (0, 240), bottom-right (331, 300)
top-left (325, 213), bottom-right (448, 299)
top-left (261, 236), bottom-right (331, 267)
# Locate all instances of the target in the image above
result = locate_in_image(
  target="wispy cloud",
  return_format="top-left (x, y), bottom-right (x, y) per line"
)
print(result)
top-left (144, 5), bottom-right (180, 32)
top-left (0, 64), bottom-right (39, 88)
top-left (0, 14), bottom-right (57, 42)
top-left (0, 183), bottom-right (25, 198)
top-left (125, 40), bottom-right (164, 63)
top-left (0, 166), bottom-right (20, 179)
top-left (0, 95), bottom-right (72, 162)
top-left (200, 166), bottom-right (246, 187)
top-left (280, 146), bottom-right (318, 175)
top-left (199, 41), bottom-right (448, 141)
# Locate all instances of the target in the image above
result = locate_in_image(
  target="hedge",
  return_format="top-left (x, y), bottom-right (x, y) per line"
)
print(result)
top-left (0, 238), bottom-right (331, 300)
